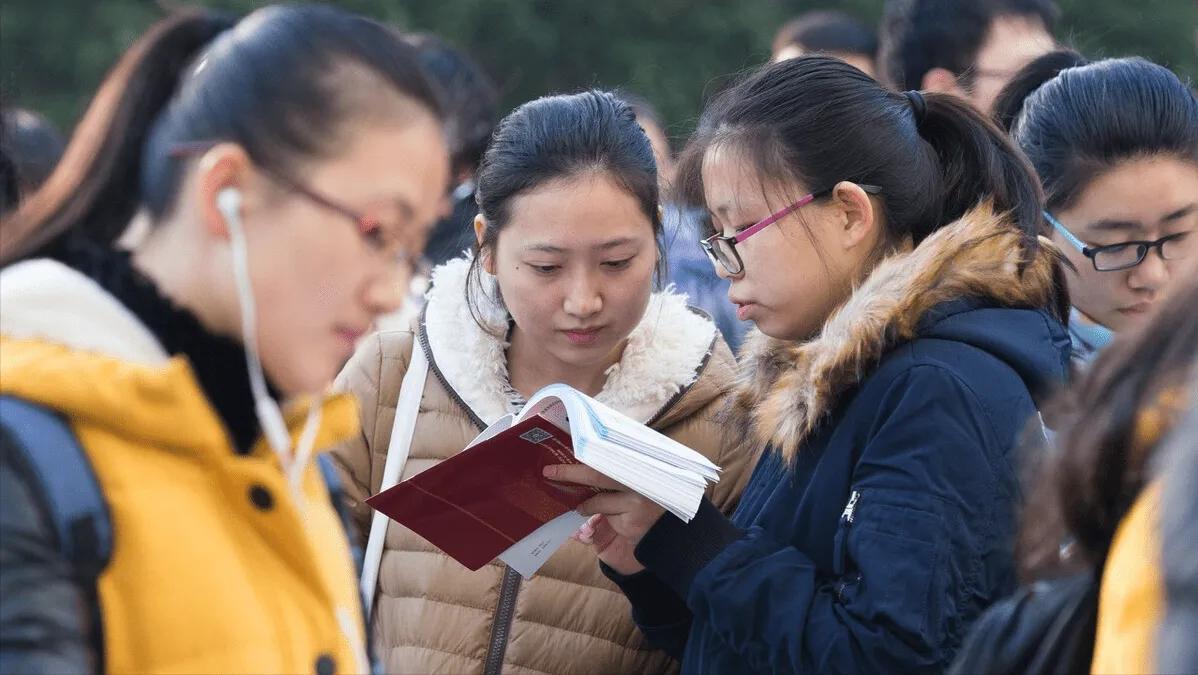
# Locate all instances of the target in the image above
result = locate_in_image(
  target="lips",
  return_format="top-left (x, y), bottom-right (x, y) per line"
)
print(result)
top-left (1117, 303), bottom-right (1153, 316)
top-left (731, 299), bottom-right (757, 321)
top-left (335, 326), bottom-right (369, 347)
top-left (562, 327), bottom-right (603, 346)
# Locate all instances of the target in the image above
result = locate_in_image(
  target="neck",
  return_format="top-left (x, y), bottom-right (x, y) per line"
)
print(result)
top-left (505, 325), bottom-right (624, 399)
top-left (132, 220), bottom-right (237, 344)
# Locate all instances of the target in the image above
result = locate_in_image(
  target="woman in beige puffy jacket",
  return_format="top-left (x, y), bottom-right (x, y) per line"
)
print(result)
top-left (332, 90), bottom-right (750, 675)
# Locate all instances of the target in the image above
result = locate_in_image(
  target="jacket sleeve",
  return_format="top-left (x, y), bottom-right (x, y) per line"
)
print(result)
top-left (635, 364), bottom-right (1013, 673)
top-left (330, 331), bottom-right (412, 536)
top-left (600, 563), bottom-right (693, 660)
top-left (0, 435), bottom-right (97, 672)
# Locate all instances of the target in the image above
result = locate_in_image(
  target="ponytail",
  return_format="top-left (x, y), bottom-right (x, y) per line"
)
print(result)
top-left (916, 91), bottom-right (1044, 248)
top-left (992, 49), bottom-right (1089, 132)
top-left (2, 10), bottom-right (232, 263)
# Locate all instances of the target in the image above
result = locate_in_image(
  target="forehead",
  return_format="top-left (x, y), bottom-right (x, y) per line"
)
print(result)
top-left (310, 114), bottom-right (449, 216)
top-left (701, 143), bottom-right (803, 215)
top-left (974, 14), bottom-right (1054, 70)
top-left (501, 171), bottom-right (654, 245)
top-left (1067, 157), bottom-right (1198, 227)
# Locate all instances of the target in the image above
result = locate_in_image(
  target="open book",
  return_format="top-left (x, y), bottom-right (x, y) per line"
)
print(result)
top-left (365, 383), bottom-right (721, 577)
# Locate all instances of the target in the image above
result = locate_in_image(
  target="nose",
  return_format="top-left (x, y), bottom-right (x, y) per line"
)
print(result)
top-left (363, 263), bottom-right (410, 317)
top-left (563, 269), bottom-right (602, 319)
top-left (1127, 250), bottom-right (1169, 293)
top-left (713, 261), bottom-right (745, 281)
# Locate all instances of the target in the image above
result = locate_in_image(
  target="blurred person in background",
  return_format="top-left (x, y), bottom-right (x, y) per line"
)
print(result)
top-left (0, 107), bottom-right (65, 212)
top-left (1156, 368), bottom-right (1198, 674)
top-left (0, 4), bottom-right (448, 672)
top-left (952, 264), bottom-right (1198, 675)
top-left (622, 90), bottom-right (747, 351)
top-left (409, 32), bottom-right (499, 269)
top-left (1000, 54), bottom-right (1198, 370)
top-left (332, 89), bottom-right (750, 675)
top-left (770, 10), bottom-right (878, 78)
top-left (879, 0), bottom-right (1057, 113)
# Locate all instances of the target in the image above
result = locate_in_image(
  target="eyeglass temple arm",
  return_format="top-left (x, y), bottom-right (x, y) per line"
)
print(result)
top-left (1044, 211), bottom-right (1090, 254)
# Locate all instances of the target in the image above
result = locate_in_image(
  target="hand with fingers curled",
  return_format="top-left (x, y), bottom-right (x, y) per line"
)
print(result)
top-left (544, 464), bottom-right (666, 575)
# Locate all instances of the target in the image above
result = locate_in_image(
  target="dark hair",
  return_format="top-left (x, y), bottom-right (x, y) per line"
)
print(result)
top-left (1019, 265), bottom-right (1198, 579)
top-left (676, 56), bottom-right (1061, 313)
top-left (772, 11), bottom-right (878, 61)
top-left (879, 0), bottom-right (1059, 92)
top-left (0, 113), bottom-right (18, 213)
top-left (1, 108), bottom-right (66, 197)
top-left (1011, 57), bottom-right (1198, 213)
top-left (991, 49), bottom-right (1088, 132)
top-left (467, 90), bottom-right (663, 331)
top-left (2, 5), bottom-right (443, 264)
top-left (405, 33), bottom-right (498, 177)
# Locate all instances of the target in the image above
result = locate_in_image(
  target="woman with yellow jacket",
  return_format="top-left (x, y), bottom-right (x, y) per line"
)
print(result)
top-left (332, 90), bottom-right (751, 675)
top-left (0, 5), bottom-right (449, 672)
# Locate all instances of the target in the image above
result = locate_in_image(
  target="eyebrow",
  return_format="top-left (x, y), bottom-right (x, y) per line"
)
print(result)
top-left (1086, 219), bottom-right (1145, 233)
top-left (524, 237), bottom-right (641, 254)
top-left (1161, 204), bottom-right (1196, 223)
top-left (1085, 204), bottom-right (1197, 234)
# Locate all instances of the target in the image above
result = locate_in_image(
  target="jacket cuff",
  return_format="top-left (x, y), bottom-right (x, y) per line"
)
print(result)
top-left (600, 563), bottom-right (689, 626)
top-left (634, 497), bottom-right (745, 599)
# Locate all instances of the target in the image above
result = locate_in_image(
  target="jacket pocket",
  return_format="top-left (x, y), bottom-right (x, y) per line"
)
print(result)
top-left (832, 488), bottom-right (950, 644)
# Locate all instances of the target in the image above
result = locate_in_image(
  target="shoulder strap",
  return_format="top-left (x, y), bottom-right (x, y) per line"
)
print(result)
top-left (0, 395), bottom-right (111, 669)
top-left (359, 336), bottom-right (429, 619)
top-left (0, 395), bottom-right (112, 575)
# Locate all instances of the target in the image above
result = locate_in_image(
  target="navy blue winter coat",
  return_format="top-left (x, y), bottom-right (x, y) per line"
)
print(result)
top-left (606, 209), bottom-right (1072, 674)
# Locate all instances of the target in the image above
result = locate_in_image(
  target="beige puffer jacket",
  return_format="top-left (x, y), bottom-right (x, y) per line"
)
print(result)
top-left (332, 258), bottom-right (751, 675)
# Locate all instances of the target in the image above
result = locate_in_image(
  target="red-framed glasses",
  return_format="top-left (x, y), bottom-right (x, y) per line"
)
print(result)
top-left (699, 183), bottom-right (882, 275)
top-left (169, 141), bottom-right (419, 266)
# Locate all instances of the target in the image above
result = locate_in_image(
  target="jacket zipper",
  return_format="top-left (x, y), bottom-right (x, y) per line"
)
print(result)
top-left (836, 490), bottom-right (861, 602)
top-left (419, 315), bottom-right (522, 674)
top-left (483, 566), bottom-right (522, 675)
top-left (841, 490), bottom-right (860, 524)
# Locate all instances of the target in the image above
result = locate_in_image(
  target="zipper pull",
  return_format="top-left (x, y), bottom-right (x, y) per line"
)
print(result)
top-left (841, 490), bottom-right (860, 524)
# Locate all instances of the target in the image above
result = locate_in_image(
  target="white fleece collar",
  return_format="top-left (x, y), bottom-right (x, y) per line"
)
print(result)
top-left (421, 257), bottom-right (717, 425)
top-left (1, 259), bottom-right (169, 364)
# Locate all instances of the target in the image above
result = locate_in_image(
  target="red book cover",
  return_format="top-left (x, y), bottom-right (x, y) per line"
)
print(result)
top-left (365, 414), bottom-right (601, 571)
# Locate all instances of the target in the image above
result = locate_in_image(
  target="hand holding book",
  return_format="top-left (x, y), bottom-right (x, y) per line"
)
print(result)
top-left (545, 464), bottom-right (665, 574)
top-left (366, 383), bottom-right (720, 577)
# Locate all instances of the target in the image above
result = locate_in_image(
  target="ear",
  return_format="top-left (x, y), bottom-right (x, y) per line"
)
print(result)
top-left (194, 143), bottom-right (255, 240)
top-left (473, 214), bottom-right (495, 274)
top-left (921, 67), bottom-right (964, 97)
top-left (831, 181), bottom-right (879, 252)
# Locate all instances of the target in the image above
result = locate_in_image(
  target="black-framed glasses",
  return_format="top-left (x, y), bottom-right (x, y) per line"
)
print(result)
top-left (169, 141), bottom-right (422, 269)
top-left (699, 184), bottom-right (882, 275)
top-left (1044, 210), bottom-right (1190, 272)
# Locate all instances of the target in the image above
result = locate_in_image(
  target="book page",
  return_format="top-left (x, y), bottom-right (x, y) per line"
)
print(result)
top-left (465, 413), bottom-right (515, 448)
top-left (498, 510), bottom-right (588, 578)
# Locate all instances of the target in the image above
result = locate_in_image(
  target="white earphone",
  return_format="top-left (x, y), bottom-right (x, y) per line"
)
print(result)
top-left (218, 186), bottom-right (321, 493)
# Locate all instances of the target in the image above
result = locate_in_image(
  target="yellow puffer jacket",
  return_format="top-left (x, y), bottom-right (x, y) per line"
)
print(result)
top-left (1091, 484), bottom-right (1163, 675)
top-left (0, 259), bottom-right (368, 674)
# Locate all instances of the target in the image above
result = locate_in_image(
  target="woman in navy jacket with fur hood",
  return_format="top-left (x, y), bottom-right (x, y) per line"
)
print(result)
top-left (549, 57), bottom-right (1072, 674)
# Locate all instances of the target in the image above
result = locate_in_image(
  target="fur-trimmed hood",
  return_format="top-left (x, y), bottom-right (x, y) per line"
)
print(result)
top-left (730, 203), bottom-right (1070, 459)
top-left (421, 256), bottom-right (724, 425)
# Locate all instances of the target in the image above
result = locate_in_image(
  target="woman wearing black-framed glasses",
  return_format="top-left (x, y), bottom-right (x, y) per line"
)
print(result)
top-left (1007, 54), bottom-right (1198, 370)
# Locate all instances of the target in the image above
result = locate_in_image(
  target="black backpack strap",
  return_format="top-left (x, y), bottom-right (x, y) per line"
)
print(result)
top-left (0, 395), bottom-right (112, 669)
